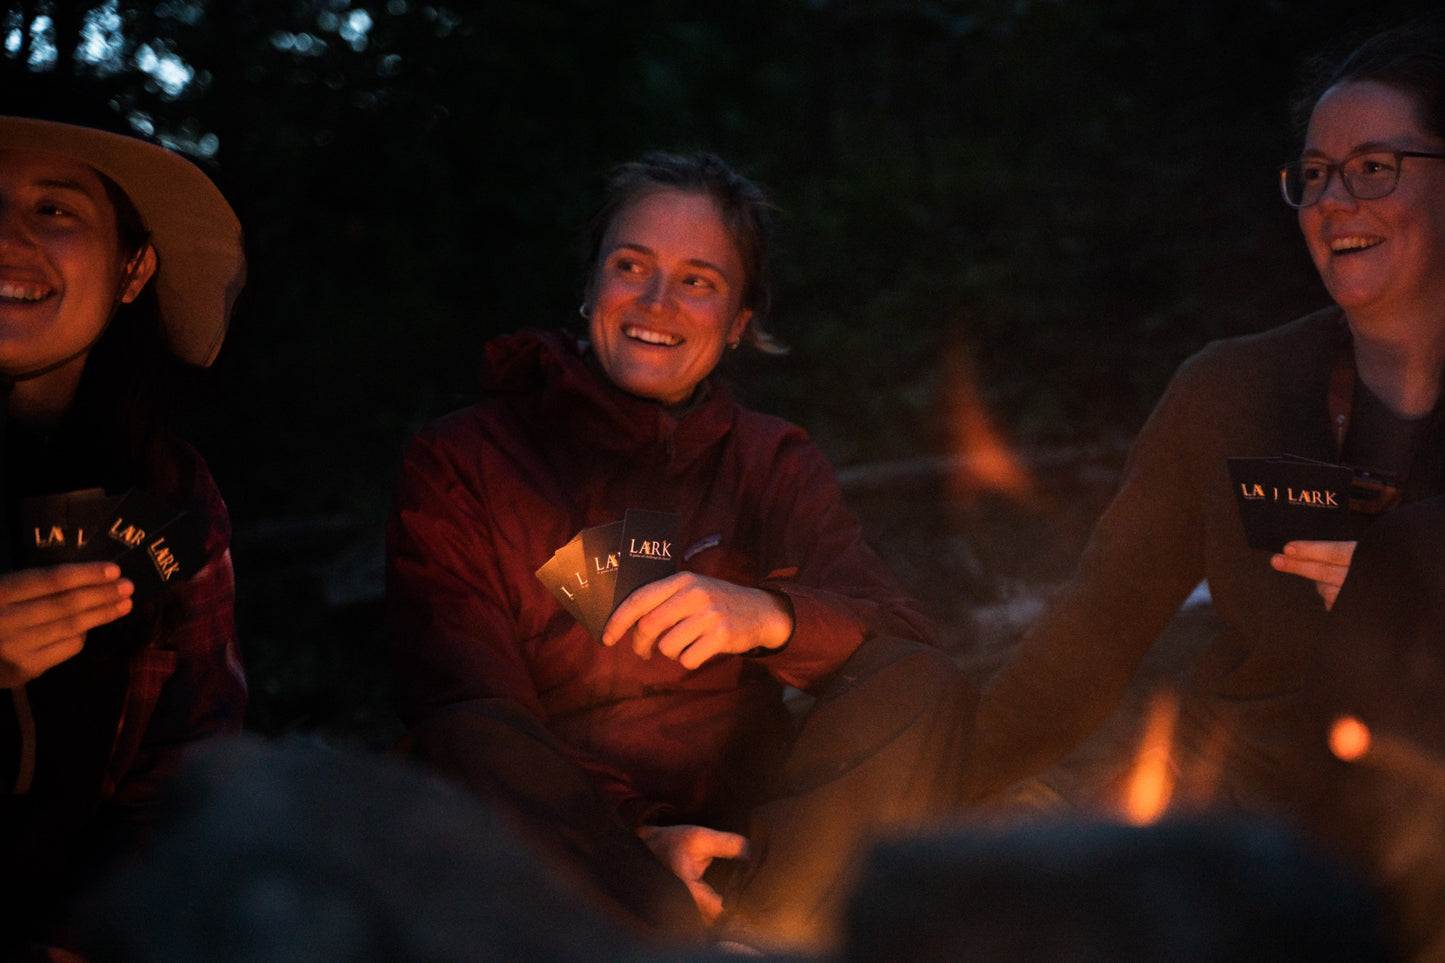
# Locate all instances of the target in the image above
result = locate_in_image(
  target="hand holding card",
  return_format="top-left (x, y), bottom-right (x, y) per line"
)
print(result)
top-left (1228, 456), bottom-right (1353, 552)
top-left (535, 510), bottom-right (681, 642)
top-left (16, 487), bottom-right (205, 605)
top-left (612, 509), bottom-right (682, 607)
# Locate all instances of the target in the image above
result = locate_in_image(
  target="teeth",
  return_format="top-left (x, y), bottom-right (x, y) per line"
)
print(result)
top-left (623, 325), bottom-right (680, 346)
top-left (1330, 236), bottom-right (1381, 253)
top-left (0, 281), bottom-right (48, 302)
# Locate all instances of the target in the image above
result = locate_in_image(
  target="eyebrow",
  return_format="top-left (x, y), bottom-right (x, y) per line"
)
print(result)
top-left (610, 243), bottom-right (731, 278)
top-left (1301, 139), bottom-right (1420, 158)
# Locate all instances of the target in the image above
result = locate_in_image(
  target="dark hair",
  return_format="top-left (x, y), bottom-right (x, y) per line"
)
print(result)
top-left (1294, 18), bottom-right (1445, 141)
top-left (582, 150), bottom-right (785, 354)
top-left (69, 171), bottom-right (184, 493)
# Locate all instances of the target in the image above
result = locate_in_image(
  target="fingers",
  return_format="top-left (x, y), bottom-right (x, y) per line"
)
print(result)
top-left (600, 575), bottom-right (680, 650)
top-left (0, 565), bottom-right (133, 635)
top-left (602, 574), bottom-right (791, 667)
top-left (603, 574), bottom-right (709, 659)
top-left (1272, 540), bottom-right (1357, 612)
top-left (0, 562), bottom-right (126, 607)
top-left (1279, 540), bottom-right (1357, 568)
top-left (1270, 540), bottom-right (1356, 587)
top-left (0, 564), bottom-right (133, 686)
top-left (686, 878), bottom-right (725, 924)
top-left (692, 827), bottom-right (750, 862)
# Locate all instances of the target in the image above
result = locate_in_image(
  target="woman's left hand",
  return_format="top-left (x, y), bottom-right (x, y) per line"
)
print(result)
top-left (1271, 539), bottom-right (1357, 611)
top-left (602, 572), bottom-right (794, 668)
top-left (636, 823), bottom-right (750, 923)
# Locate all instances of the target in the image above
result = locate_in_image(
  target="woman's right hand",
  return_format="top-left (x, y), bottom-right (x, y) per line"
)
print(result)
top-left (0, 563), bottom-right (133, 686)
top-left (1271, 539), bottom-right (1357, 611)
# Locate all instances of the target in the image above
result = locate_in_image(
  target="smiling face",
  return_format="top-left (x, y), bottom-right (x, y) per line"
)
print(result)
top-left (0, 149), bottom-right (154, 406)
top-left (1298, 81), bottom-right (1445, 333)
top-left (586, 188), bottom-right (752, 406)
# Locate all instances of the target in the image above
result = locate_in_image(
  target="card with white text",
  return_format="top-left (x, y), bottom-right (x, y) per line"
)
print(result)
top-left (612, 509), bottom-right (681, 608)
top-left (1228, 456), bottom-right (1352, 552)
top-left (535, 535), bottom-right (593, 628)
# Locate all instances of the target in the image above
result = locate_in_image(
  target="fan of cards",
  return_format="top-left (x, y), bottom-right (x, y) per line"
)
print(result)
top-left (18, 487), bottom-right (205, 604)
top-left (1227, 455), bottom-right (1352, 552)
top-left (535, 509), bottom-right (681, 641)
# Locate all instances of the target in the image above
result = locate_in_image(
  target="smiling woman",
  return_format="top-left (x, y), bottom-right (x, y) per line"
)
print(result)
top-left (0, 113), bottom-right (246, 957)
top-left (966, 20), bottom-right (1445, 819)
top-left (0, 149), bottom-right (156, 421)
top-left (585, 189), bottom-right (753, 407)
top-left (386, 150), bottom-right (974, 953)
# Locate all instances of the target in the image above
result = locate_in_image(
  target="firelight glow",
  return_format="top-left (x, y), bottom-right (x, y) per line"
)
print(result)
top-left (1329, 716), bottom-right (1371, 762)
top-left (1122, 689), bottom-right (1179, 825)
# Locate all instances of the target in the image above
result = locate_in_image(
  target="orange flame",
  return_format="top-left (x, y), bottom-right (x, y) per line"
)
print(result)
top-left (945, 344), bottom-right (1034, 504)
top-left (1122, 689), bottom-right (1180, 825)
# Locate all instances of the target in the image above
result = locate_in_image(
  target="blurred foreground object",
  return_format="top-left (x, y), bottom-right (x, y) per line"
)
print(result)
top-left (840, 818), bottom-right (1394, 963)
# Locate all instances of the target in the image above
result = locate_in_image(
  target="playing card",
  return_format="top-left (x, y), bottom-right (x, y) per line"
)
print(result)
top-left (1228, 456), bottom-right (1352, 552)
top-left (17, 488), bottom-right (118, 565)
top-left (612, 509), bottom-right (681, 607)
top-left (535, 534), bottom-right (594, 629)
top-left (76, 487), bottom-right (183, 563)
top-left (112, 509), bottom-right (207, 604)
top-left (578, 520), bottom-right (624, 637)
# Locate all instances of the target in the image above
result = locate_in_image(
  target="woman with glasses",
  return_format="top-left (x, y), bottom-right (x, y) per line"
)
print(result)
top-left (964, 20), bottom-right (1445, 815)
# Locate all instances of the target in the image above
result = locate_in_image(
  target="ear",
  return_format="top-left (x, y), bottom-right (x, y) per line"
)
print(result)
top-left (728, 308), bottom-right (753, 346)
top-left (119, 243), bottom-right (158, 304)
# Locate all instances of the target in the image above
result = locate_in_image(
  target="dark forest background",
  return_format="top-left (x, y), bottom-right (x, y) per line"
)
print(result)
top-left (1, 0), bottom-right (1437, 743)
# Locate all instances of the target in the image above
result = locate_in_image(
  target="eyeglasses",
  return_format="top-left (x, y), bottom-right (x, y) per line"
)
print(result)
top-left (1278, 149), bottom-right (1445, 208)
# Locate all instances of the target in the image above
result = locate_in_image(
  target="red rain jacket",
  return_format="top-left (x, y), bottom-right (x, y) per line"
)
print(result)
top-left (387, 329), bottom-right (935, 826)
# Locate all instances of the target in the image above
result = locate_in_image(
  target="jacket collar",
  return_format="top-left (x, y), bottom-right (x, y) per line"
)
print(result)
top-left (479, 328), bottom-right (736, 460)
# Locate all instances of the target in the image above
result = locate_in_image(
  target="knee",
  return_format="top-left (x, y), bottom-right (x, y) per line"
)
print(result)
top-left (838, 636), bottom-right (977, 712)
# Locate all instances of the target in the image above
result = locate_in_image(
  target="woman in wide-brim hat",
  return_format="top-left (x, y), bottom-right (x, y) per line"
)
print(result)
top-left (0, 113), bottom-right (247, 956)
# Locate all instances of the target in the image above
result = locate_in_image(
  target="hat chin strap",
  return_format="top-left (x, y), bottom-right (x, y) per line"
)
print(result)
top-left (0, 248), bottom-right (148, 391)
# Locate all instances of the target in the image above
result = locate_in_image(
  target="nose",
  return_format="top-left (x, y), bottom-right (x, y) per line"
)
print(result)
top-left (0, 202), bottom-right (34, 250)
top-left (1316, 167), bottom-right (1357, 210)
top-left (638, 274), bottom-right (674, 313)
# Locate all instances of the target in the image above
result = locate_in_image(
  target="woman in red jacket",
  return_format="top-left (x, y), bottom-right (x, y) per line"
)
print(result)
top-left (387, 151), bottom-right (972, 953)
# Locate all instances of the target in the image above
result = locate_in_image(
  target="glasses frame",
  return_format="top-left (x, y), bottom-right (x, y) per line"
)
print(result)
top-left (1278, 148), bottom-right (1445, 208)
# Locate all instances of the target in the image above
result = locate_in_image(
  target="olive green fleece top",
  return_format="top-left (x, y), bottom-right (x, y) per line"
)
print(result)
top-left (966, 306), bottom-right (1445, 805)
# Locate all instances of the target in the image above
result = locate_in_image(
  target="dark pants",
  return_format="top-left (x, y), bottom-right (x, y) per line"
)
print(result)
top-left (1290, 495), bottom-right (1445, 963)
top-left (397, 636), bottom-right (976, 950)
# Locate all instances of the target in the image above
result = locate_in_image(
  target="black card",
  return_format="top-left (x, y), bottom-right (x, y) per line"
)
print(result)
top-left (17, 488), bottom-right (115, 565)
top-left (579, 520), bottom-right (624, 639)
top-left (535, 535), bottom-right (594, 628)
top-left (1228, 456), bottom-right (1353, 552)
top-left (15, 486), bottom-right (200, 604)
top-left (612, 509), bottom-right (681, 606)
top-left (112, 509), bottom-right (207, 604)
top-left (75, 488), bottom-right (183, 563)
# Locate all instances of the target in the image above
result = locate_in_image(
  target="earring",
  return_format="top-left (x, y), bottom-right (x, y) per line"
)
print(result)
top-left (728, 340), bottom-right (740, 350)
top-left (578, 303), bottom-right (592, 320)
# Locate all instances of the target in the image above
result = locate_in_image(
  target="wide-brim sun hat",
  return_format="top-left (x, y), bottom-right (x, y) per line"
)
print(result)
top-left (0, 115), bottom-right (246, 368)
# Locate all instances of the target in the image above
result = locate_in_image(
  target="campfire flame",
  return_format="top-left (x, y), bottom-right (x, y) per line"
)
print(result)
top-left (1122, 689), bottom-right (1180, 825)
top-left (945, 343), bottom-right (1034, 504)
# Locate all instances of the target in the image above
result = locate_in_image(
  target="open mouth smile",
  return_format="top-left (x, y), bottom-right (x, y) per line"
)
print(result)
top-left (0, 281), bottom-right (51, 303)
top-left (1329, 235), bottom-right (1384, 256)
top-left (623, 324), bottom-right (682, 347)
